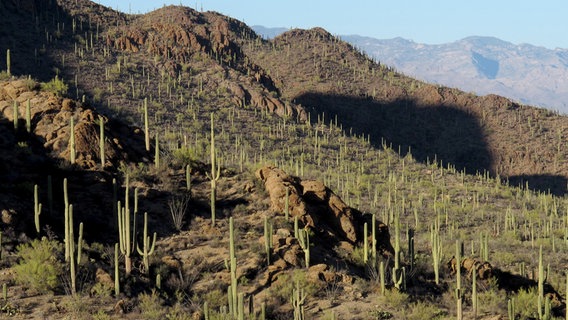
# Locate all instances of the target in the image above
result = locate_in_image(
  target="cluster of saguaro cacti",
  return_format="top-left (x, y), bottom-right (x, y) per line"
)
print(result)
top-left (537, 245), bottom-right (552, 320)
top-left (117, 175), bottom-right (133, 275)
top-left (227, 216), bottom-right (242, 319)
top-left (207, 113), bottom-right (221, 226)
top-left (62, 179), bottom-right (83, 295)
top-left (294, 216), bottom-right (310, 268)
top-left (292, 281), bottom-right (306, 320)
top-left (430, 221), bottom-right (443, 285)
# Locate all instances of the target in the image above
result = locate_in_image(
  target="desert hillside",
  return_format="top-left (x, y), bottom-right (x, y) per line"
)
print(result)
top-left (0, 0), bottom-right (567, 319)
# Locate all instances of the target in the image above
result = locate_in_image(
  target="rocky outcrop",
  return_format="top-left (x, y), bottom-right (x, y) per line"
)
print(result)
top-left (255, 166), bottom-right (392, 254)
top-left (225, 81), bottom-right (308, 122)
top-left (0, 79), bottom-right (148, 170)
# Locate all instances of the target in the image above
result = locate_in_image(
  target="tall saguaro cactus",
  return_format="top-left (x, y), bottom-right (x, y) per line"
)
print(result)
top-left (228, 217), bottom-right (238, 317)
top-left (118, 175), bottom-right (133, 275)
top-left (69, 117), bottom-right (76, 164)
top-left (136, 212), bottom-right (156, 275)
top-left (6, 49), bottom-right (10, 76)
top-left (98, 115), bottom-right (105, 167)
top-left (456, 240), bottom-right (463, 320)
top-left (25, 99), bottom-right (31, 133)
top-left (207, 113), bottom-right (221, 226)
top-left (392, 212), bottom-right (405, 290)
top-left (12, 101), bottom-right (18, 130)
top-left (66, 204), bottom-right (83, 295)
top-left (34, 184), bottom-right (42, 234)
top-left (144, 97), bottom-right (150, 151)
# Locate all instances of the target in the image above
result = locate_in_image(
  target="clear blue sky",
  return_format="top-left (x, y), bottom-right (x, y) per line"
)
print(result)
top-left (93, 0), bottom-right (568, 49)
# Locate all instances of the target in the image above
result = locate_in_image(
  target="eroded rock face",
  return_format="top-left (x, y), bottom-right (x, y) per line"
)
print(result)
top-left (255, 166), bottom-right (392, 254)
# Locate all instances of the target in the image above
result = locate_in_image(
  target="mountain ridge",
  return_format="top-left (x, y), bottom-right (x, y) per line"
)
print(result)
top-left (252, 26), bottom-right (568, 111)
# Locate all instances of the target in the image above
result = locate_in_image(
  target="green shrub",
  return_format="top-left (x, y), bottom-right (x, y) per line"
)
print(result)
top-left (404, 301), bottom-right (445, 320)
top-left (41, 75), bottom-right (68, 96)
top-left (513, 287), bottom-right (539, 319)
top-left (139, 290), bottom-right (165, 320)
top-left (13, 238), bottom-right (64, 294)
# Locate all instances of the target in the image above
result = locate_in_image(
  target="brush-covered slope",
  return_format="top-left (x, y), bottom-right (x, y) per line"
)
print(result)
top-left (1, 1), bottom-right (568, 319)
top-left (245, 27), bottom-right (568, 195)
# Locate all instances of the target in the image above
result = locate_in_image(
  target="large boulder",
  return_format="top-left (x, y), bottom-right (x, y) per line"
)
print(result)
top-left (255, 166), bottom-right (392, 255)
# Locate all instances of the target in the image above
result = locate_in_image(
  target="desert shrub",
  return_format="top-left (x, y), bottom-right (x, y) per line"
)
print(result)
top-left (200, 288), bottom-right (226, 312)
top-left (269, 269), bottom-right (321, 304)
top-left (171, 147), bottom-right (199, 167)
top-left (513, 287), bottom-right (539, 319)
top-left (404, 301), bottom-right (445, 320)
top-left (0, 71), bottom-right (10, 80)
top-left (13, 238), bottom-right (64, 294)
top-left (90, 282), bottom-right (112, 299)
top-left (377, 289), bottom-right (409, 311)
top-left (41, 75), bottom-right (68, 96)
top-left (165, 303), bottom-right (192, 320)
top-left (477, 288), bottom-right (506, 315)
top-left (139, 290), bottom-right (165, 320)
top-left (92, 310), bottom-right (112, 320)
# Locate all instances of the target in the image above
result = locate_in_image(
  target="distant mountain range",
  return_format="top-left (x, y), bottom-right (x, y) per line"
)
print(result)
top-left (253, 26), bottom-right (568, 112)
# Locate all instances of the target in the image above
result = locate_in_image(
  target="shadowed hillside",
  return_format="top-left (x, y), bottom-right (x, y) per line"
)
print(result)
top-left (245, 27), bottom-right (568, 194)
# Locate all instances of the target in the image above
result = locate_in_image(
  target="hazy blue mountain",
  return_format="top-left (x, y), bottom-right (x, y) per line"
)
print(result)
top-left (252, 25), bottom-right (289, 39)
top-left (343, 35), bottom-right (568, 112)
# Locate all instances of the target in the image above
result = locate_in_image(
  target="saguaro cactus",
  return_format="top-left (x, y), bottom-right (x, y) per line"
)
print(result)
top-left (12, 101), bottom-right (18, 130)
top-left (207, 113), bottom-right (221, 226)
top-left (25, 99), bottom-right (31, 133)
top-left (136, 212), bottom-right (157, 275)
top-left (144, 97), bottom-right (150, 151)
top-left (154, 132), bottom-right (160, 168)
top-left (34, 184), bottom-right (41, 234)
top-left (228, 217), bottom-right (238, 317)
top-left (264, 216), bottom-right (273, 265)
top-left (538, 245), bottom-right (544, 319)
top-left (392, 212), bottom-right (405, 290)
top-left (114, 243), bottom-right (120, 296)
top-left (69, 117), bottom-right (76, 164)
top-left (66, 204), bottom-right (83, 295)
top-left (430, 222), bottom-right (443, 284)
top-left (117, 176), bottom-right (133, 275)
top-left (292, 281), bottom-right (307, 320)
top-left (298, 229), bottom-right (310, 268)
top-left (456, 240), bottom-right (463, 320)
top-left (6, 49), bottom-right (10, 76)
top-left (98, 115), bottom-right (105, 167)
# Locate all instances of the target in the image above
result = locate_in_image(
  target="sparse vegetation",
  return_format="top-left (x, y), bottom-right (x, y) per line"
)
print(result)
top-left (1, 0), bottom-right (568, 319)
